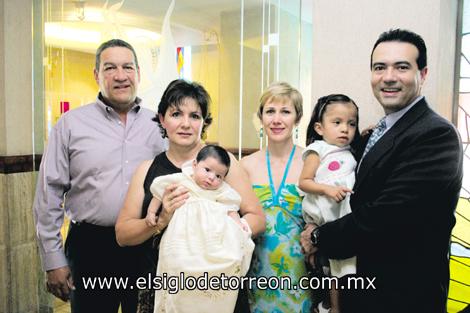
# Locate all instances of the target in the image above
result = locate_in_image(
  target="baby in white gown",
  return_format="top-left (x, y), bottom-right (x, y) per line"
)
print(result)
top-left (145, 145), bottom-right (254, 313)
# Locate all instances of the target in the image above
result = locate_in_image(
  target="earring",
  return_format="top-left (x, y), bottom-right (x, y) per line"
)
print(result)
top-left (295, 127), bottom-right (299, 140)
top-left (259, 127), bottom-right (264, 150)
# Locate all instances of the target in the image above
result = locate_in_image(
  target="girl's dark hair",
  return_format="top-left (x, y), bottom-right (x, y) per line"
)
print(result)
top-left (306, 94), bottom-right (360, 151)
top-left (153, 79), bottom-right (213, 138)
top-left (196, 145), bottom-right (231, 174)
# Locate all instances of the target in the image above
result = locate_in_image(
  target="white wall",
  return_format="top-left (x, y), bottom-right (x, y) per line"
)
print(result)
top-left (310, 0), bottom-right (459, 129)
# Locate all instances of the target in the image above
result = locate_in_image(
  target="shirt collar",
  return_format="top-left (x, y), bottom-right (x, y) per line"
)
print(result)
top-left (96, 93), bottom-right (141, 116)
top-left (384, 95), bottom-right (423, 130)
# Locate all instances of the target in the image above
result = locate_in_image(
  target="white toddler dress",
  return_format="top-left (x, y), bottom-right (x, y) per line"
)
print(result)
top-left (302, 140), bottom-right (357, 278)
top-left (150, 162), bottom-right (255, 313)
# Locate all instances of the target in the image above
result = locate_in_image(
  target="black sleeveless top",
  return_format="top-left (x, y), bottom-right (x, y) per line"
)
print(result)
top-left (138, 151), bottom-right (181, 275)
top-left (137, 151), bottom-right (250, 313)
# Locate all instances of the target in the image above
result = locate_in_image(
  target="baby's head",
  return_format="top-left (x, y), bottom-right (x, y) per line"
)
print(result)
top-left (306, 94), bottom-right (360, 148)
top-left (192, 145), bottom-right (231, 190)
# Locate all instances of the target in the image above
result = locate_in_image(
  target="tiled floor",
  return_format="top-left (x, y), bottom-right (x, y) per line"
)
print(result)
top-left (53, 299), bottom-right (123, 313)
top-left (53, 298), bottom-right (70, 313)
top-left (54, 297), bottom-right (325, 312)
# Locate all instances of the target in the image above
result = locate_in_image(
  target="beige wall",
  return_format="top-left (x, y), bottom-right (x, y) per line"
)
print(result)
top-left (0, 0), bottom-right (51, 312)
top-left (2, 0), bottom-right (33, 156)
top-left (311, 0), bottom-right (458, 130)
top-left (0, 0), bottom-right (5, 155)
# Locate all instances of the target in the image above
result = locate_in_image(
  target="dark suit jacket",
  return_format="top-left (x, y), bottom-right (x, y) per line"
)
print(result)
top-left (318, 98), bottom-right (463, 313)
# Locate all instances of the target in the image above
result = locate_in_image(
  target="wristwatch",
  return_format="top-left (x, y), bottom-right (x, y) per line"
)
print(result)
top-left (311, 227), bottom-right (320, 246)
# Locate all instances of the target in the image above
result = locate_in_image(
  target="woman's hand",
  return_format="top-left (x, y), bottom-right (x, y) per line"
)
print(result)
top-left (158, 184), bottom-right (189, 228)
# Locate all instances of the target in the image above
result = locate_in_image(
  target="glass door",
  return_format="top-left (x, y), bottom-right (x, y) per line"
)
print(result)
top-left (35, 0), bottom-right (312, 155)
top-left (217, 0), bottom-right (312, 156)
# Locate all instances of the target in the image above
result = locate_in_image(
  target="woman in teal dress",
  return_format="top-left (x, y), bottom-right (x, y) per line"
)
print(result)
top-left (241, 82), bottom-right (312, 312)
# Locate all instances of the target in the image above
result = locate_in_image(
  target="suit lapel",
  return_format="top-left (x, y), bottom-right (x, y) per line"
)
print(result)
top-left (355, 98), bottom-right (430, 190)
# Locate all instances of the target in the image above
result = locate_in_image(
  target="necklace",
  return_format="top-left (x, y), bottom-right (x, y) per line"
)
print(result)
top-left (266, 145), bottom-right (296, 206)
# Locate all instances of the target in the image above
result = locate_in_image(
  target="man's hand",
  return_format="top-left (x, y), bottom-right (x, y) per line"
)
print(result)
top-left (46, 266), bottom-right (74, 302)
top-left (306, 252), bottom-right (316, 268)
top-left (361, 124), bottom-right (375, 137)
top-left (300, 223), bottom-right (318, 256)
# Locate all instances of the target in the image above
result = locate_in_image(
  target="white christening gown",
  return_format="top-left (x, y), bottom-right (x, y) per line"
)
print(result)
top-left (150, 163), bottom-right (254, 313)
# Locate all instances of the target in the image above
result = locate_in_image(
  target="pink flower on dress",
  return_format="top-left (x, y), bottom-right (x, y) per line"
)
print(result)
top-left (328, 161), bottom-right (341, 171)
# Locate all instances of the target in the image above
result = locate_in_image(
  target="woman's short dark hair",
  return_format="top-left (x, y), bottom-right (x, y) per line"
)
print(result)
top-left (196, 145), bottom-right (231, 173)
top-left (153, 79), bottom-right (213, 138)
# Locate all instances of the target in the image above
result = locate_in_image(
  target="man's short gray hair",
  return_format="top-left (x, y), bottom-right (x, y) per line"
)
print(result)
top-left (95, 39), bottom-right (139, 70)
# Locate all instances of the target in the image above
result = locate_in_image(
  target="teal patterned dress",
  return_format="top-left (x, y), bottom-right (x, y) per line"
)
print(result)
top-left (248, 183), bottom-right (313, 312)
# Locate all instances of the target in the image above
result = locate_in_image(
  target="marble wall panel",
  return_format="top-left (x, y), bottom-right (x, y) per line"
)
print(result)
top-left (6, 173), bottom-right (36, 246)
top-left (0, 245), bottom-right (9, 313)
top-left (9, 242), bottom-right (39, 313)
top-left (0, 174), bottom-right (6, 246)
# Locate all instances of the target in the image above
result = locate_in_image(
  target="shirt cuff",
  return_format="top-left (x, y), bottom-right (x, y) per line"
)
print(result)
top-left (41, 250), bottom-right (68, 272)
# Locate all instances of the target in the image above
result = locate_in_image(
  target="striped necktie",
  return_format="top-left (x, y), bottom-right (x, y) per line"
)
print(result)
top-left (362, 117), bottom-right (387, 157)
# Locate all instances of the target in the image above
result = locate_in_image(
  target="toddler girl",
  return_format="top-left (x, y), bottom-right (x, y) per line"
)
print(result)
top-left (299, 94), bottom-right (360, 313)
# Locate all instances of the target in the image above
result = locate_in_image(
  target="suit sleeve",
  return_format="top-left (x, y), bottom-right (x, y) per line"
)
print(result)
top-left (318, 122), bottom-right (462, 259)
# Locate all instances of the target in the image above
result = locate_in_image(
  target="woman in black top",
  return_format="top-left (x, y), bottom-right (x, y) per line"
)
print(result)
top-left (115, 79), bottom-right (265, 313)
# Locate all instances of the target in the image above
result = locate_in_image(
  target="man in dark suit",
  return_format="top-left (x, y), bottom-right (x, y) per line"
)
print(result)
top-left (300, 29), bottom-right (463, 313)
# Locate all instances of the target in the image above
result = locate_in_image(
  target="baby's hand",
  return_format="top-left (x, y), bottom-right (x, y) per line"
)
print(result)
top-left (228, 211), bottom-right (248, 232)
top-left (324, 185), bottom-right (352, 203)
top-left (145, 212), bottom-right (157, 227)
